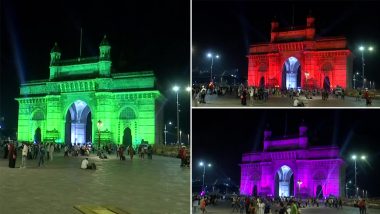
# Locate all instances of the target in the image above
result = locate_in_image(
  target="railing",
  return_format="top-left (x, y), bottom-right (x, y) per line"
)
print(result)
top-left (54, 57), bottom-right (99, 66)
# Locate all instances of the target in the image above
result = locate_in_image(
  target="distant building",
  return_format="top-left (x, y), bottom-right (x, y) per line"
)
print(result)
top-left (16, 36), bottom-right (163, 147)
top-left (247, 15), bottom-right (353, 90)
top-left (240, 123), bottom-right (345, 198)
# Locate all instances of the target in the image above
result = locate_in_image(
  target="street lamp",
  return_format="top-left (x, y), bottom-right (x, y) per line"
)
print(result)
top-left (207, 52), bottom-right (220, 83)
top-left (172, 86), bottom-right (180, 146)
top-left (352, 154), bottom-right (366, 197)
top-left (199, 161), bottom-right (212, 193)
top-left (179, 130), bottom-right (182, 145)
top-left (164, 124), bottom-right (168, 146)
top-left (297, 180), bottom-right (303, 198)
top-left (97, 120), bottom-right (103, 152)
top-left (359, 45), bottom-right (374, 88)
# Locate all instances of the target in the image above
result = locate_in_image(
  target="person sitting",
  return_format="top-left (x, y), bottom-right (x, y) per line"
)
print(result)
top-left (293, 98), bottom-right (304, 107)
top-left (98, 151), bottom-right (108, 159)
top-left (81, 158), bottom-right (96, 169)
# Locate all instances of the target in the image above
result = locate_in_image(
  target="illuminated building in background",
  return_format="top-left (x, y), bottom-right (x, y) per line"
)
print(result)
top-left (247, 15), bottom-right (353, 90)
top-left (240, 123), bottom-right (345, 198)
top-left (16, 36), bottom-right (163, 147)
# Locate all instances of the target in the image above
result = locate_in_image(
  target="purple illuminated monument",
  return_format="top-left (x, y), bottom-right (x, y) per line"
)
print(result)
top-left (240, 123), bottom-right (345, 198)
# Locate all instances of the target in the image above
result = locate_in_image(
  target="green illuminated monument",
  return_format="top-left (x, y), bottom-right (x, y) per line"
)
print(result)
top-left (16, 36), bottom-right (163, 148)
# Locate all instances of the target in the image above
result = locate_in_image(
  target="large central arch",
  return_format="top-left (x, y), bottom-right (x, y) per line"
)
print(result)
top-left (282, 57), bottom-right (301, 90)
top-left (275, 165), bottom-right (294, 197)
top-left (65, 100), bottom-right (92, 145)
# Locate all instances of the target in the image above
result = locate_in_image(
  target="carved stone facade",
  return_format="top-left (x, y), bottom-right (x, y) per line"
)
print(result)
top-left (16, 37), bottom-right (163, 147)
top-left (240, 124), bottom-right (345, 198)
top-left (247, 16), bottom-right (353, 90)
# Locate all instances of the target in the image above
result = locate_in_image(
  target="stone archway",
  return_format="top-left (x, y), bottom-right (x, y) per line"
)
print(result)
top-left (123, 127), bottom-right (132, 147)
top-left (253, 185), bottom-right (258, 197)
top-left (316, 185), bottom-right (323, 199)
top-left (275, 165), bottom-right (294, 197)
top-left (282, 57), bottom-right (301, 90)
top-left (34, 127), bottom-right (41, 143)
top-left (119, 107), bottom-right (136, 146)
top-left (65, 100), bottom-right (92, 145)
top-left (323, 76), bottom-right (331, 91)
top-left (259, 77), bottom-right (265, 88)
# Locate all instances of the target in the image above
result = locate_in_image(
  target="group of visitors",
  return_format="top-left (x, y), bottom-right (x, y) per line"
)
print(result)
top-left (354, 199), bottom-right (367, 214)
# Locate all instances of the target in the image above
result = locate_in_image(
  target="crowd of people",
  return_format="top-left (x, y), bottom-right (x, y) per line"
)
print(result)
top-left (0, 139), bottom-right (177, 169)
top-left (192, 83), bottom-right (377, 107)
top-left (192, 194), bottom-right (371, 214)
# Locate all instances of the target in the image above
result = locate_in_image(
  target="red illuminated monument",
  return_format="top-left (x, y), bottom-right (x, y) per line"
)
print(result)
top-left (247, 15), bottom-right (353, 90)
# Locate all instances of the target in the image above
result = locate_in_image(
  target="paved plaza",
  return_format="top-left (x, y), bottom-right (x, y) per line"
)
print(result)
top-left (193, 200), bottom-right (380, 214)
top-left (193, 94), bottom-right (380, 108)
top-left (0, 152), bottom-right (190, 214)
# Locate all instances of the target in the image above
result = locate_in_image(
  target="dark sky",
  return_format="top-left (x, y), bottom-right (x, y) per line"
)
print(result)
top-left (0, 0), bottom-right (190, 136)
top-left (193, 0), bottom-right (380, 83)
top-left (192, 109), bottom-right (380, 197)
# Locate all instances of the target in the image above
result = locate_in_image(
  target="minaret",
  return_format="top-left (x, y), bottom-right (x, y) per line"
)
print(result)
top-left (50, 42), bottom-right (61, 65)
top-left (306, 11), bottom-right (316, 40)
top-left (263, 124), bottom-right (272, 151)
top-left (49, 42), bottom-right (61, 79)
top-left (264, 125), bottom-right (272, 140)
top-left (299, 121), bottom-right (308, 136)
top-left (270, 16), bottom-right (279, 42)
top-left (98, 35), bottom-right (112, 77)
top-left (298, 120), bottom-right (308, 149)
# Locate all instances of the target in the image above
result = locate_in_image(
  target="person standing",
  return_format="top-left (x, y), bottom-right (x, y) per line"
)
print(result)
top-left (38, 144), bottom-right (45, 167)
top-left (49, 143), bottom-right (54, 161)
top-left (249, 87), bottom-right (254, 106)
top-left (8, 143), bottom-right (17, 168)
top-left (200, 197), bottom-right (207, 214)
top-left (64, 145), bottom-right (69, 157)
top-left (3, 141), bottom-right (9, 159)
top-left (290, 200), bottom-right (298, 214)
top-left (20, 143), bottom-right (29, 168)
top-left (128, 145), bottom-right (134, 160)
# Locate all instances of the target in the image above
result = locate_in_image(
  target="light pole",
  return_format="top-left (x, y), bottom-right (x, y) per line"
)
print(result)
top-left (356, 187), bottom-right (359, 198)
top-left (359, 46), bottom-right (374, 88)
top-left (352, 154), bottom-right (366, 197)
top-left (297, 180), bottom-right (303, 198)
top-left (207, 53), bottom-right (220, 83)
top-left (199, 161), bottom-right (212, 193)
top-left (179, 130), bottom-right (182, 145)
top-left (97, 120), bottom-right (103, 152)
top-left (172, 86), bottom-right (180, 146)
top-left (164, 124), bottom-right (168, 146)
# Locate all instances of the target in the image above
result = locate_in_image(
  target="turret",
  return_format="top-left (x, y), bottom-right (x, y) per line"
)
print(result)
top-left (306, 12), bottom-right (315, 40)
top-left (98, 35), bottom-right (112, 77)
top-left (264, 124), bottom-right (272, 140)
top-left (99, 35), bottom-right (111, 60)
top-left (299, 121), bottom-right (308, 137)
top-left (49, 42), bottom-right (61, 79)
top-left (270, 17), bottom-right (279, 42)
top-left (50, 42), bottom-right (61, 66)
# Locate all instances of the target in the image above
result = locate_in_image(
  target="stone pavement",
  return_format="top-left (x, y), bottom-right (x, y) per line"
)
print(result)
top-left (0, 152), bottom-right (190, 214)
top-left (193, 94), bottom-right (380, 108)
top-left (193, 200), bottom-right (380, 214)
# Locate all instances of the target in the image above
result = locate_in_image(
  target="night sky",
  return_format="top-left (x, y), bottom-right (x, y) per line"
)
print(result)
top-left (192, 109), bottom-right (380, 197)
top-left (0, 0), bottom-right (190, 136)
top-left (193, 0), bottom-right (380, 84)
